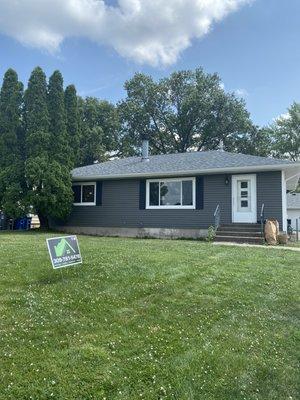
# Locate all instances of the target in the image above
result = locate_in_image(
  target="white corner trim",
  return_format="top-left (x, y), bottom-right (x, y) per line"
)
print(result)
top-left (281, 171), bottom-right (287, 232)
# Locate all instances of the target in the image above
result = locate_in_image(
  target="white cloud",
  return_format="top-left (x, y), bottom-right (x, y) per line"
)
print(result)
top-left (0, 0), bottom-right (252, 66)
top-left (234, 88), bottom-right (248, 98)
top-left (274, 112), bottom-right (290, 123)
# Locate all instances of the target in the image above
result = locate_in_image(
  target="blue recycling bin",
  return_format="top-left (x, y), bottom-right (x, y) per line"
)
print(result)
top-left (14, 217), bottom-right (32, 230)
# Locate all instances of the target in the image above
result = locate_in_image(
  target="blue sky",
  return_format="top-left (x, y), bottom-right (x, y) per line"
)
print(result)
top-left (0, 0), bottom-right (299, 126)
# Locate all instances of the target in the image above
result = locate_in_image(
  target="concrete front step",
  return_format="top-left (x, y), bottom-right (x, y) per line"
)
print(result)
top-left (215, 223), bottom-right (263, 244)
top-left (214, 235), bottom-right (263, 244)
top-left (216, 231), bottom-right (261, 238)
top-left (220, 225), bottom-right (262, 233)
top-left (221, 223), bottom-right (261, 227)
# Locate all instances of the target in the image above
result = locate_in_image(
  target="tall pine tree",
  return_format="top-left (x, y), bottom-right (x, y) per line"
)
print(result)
top-left (64, 84), bottom-right (80, 167)
top-left (25, 67), bottom-right (73, 228)
top-left (25, 66), bottom-right (50, 227)
top-left (46, 71), bottom-right (73, 222)
top-left (48, 71), bottom-right (71, 166)
top-left (0, 68), bottom-right (27, 217)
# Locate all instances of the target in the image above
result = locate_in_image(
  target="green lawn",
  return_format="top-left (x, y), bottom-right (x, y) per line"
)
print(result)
top-left (0, 232), bottom-right (299, 400)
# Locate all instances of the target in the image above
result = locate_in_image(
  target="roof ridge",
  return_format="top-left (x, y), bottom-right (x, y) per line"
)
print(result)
top-left (73, 149), bottom-right (295, 171)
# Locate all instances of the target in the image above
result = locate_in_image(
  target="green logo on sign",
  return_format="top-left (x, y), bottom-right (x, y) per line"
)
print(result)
top-left (54, 238), bottom-right (76, 257)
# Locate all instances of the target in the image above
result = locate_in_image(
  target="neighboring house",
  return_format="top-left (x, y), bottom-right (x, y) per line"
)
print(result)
top-left (51, 140), bottom-right (300, 240)
top-left (287, 192), bottom-right (300, 230)
top-left (0, 211), bottom-right (7, 230)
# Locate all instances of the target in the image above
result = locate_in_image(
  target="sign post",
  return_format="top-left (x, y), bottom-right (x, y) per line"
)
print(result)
top-left (46, 235), bottom-right (82, 269)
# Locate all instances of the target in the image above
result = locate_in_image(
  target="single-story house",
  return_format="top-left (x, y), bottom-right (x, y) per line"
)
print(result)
top-left (52, 140), bottom-right (300, 240)
top-left (287, 192), bottom-right (300, 230)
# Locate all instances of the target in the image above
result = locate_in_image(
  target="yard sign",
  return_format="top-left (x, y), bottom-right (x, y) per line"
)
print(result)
top-left (46, 235), bottom-right (82, 269)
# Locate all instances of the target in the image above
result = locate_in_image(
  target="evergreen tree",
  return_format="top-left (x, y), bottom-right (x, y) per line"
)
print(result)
top-left (48, 70), bottom-right (70, 166)
top-left (64, 84), bottom-right (80, 166)
top-left (25, 67), bottom-right (73, 228)
top-left (24, 66), bottom-right (50, 227)
top-left (25, 67), bottom-right (50, 157)
top-left (0, 68), bottom-right (27, 217)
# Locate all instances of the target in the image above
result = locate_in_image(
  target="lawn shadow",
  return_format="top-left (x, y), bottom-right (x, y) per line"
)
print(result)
top-left (36, 273), bottom-right (68, 285)
top-left (36, 268), bottom-right (82, 285)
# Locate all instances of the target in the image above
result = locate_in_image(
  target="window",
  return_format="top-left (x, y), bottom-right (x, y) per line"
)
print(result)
top-left (72, 185), bottom-right (81, 204)
top-left (72, 182), bottom-right (96, 205)
top-left (82, 185), bottom-right (95, 203)
top-left (237, 179), bottom-right (251, 212)
top-left (146, 178), bottom-right (195, 209)
top-left (149, 182), bottom-right (159, 206)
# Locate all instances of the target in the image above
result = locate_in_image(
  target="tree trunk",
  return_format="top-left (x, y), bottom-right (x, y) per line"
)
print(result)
top-left (37, 212), bottom-right (49, 230)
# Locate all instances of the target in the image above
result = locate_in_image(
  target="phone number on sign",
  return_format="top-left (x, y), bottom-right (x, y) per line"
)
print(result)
top-left (53, 254), bottom-right (81, 264)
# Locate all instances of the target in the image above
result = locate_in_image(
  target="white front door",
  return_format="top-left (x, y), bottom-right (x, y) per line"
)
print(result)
top-left (232, 174), bottom-right (257, 223)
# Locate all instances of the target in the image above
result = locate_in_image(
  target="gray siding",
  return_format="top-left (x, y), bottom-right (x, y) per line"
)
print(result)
top-left (257, 171), bottom-right (283, 229)
top-left (54, 171), bottom-right (283, 230)
top-left (56, 174), bottom-right (231, 229)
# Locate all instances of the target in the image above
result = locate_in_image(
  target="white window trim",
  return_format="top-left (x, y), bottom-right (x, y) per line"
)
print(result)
top-left (73, 182), bottom-right (96, 206)
top-left (146, 177), bottom-right (196, 209)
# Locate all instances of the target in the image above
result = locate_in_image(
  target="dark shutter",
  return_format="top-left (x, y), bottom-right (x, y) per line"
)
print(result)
top-left (195, 176), bottom-right (204, 209)
top-left (96, 181), bottom-right (103, 206)
top-left (139, 179), bottom-right (146, 209)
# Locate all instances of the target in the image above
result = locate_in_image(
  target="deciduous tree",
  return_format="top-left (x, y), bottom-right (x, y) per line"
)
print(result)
top-left (272, 103), bottom-right (300, 161)
top-left (118, 69), bottom-right (252, 156)
top-left (231, 126), bottom-right (273, 157)
top-left (79, 97), bottom-right (120, 166)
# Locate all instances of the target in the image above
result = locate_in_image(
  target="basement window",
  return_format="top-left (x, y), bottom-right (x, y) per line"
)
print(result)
top-left (146, 178), bottom-right (195, 209)
top-left (72, 182), bottom-right (96, 206)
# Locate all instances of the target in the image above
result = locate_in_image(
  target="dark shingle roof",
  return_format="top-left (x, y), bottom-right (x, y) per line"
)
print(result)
top-left (72, 150), bottom-right (297, 180)
top-left (287, 193), bottom-right (300, 209)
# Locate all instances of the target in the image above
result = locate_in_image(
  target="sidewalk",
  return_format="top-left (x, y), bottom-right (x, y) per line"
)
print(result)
top-left (213, 242), bottom-right (300, 252)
